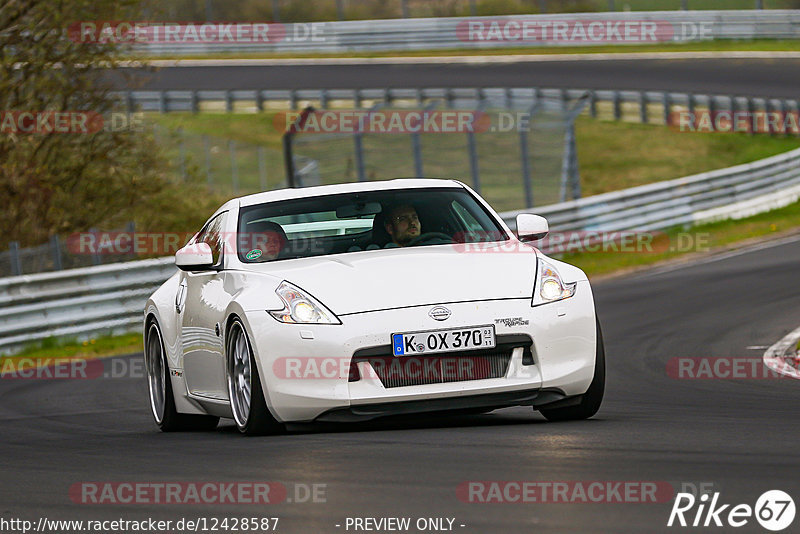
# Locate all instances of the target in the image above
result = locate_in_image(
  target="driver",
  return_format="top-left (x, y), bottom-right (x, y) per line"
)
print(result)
top-left (384, 204), bottom-right (421, 247)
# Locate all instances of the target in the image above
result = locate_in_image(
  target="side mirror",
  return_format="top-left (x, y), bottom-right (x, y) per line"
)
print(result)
top-left (175, 242), bottom-right (214, 271)
top-left (516, 214), bottom-right (549, 241)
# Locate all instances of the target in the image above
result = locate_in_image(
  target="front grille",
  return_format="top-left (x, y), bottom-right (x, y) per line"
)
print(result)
top-left (364, 350), bottom-right (512, 388)
top-left (350, 335), bottom-right (532, 388)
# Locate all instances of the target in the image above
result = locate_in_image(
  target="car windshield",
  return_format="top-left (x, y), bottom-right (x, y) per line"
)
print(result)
top-left (237, 186), bottom-right (509, 263)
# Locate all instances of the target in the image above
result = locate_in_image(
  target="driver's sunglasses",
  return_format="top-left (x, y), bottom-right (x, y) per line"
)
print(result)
top-left (392, 214), bottom-right (420, 224)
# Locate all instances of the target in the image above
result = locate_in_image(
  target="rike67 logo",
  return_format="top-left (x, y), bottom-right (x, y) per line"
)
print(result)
top-left (668, 490), bottom-right (795, 531)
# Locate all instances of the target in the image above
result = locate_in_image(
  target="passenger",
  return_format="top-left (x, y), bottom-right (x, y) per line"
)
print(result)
top-left (244, 221), bottom-right (287, 261)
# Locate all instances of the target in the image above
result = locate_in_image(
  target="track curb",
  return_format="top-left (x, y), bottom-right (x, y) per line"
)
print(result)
top-left (763, 324), bottom-right (800, 379)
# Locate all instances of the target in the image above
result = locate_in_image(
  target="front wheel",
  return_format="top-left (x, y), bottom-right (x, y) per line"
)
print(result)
top-left (539, 319), bottom-right (605, 422)
top-left (226, 318), bottom-right (284, 436)
top-left (145, 320), bottom-right (219, 432)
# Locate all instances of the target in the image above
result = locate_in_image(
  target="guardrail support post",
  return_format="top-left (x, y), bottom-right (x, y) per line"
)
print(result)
top-left (225, 90), bottom-right (233, 112)
top-left (89, 230), bottom-right (101, 266)
top-left (159, 91), bottom-right (167, 114)
top-left (256, 90), bottom-right (264, 112)
top-left (707, 95), bottom-right (715, 132)
top-left (320, 89), bottom-right (329, 109)
top-left (9, 241), bottom-right (22, 276)
top-left (639, 91), bottom-right (647, 123)
top-left (50, 235), bottom-right (63, 271)
top-left (779, 100), bottom-right (789, 137)
top-left (746, 97), bottom-right (755, 135)
top-left (589, 90), bottom-right (597, 118)
top-left (191, 90), bottom-right (199, 113)
top-left (688, 93), bottom-right (696, 122)
top-left (612, 91), bottom-right (621, 121)
top-left (662, 92), bottom-right (671, 125)
top-left (354, 89), bottom-right (362, 109)
top-left (793, 100), bottom-right (800, 137)
top-left (289, 90), bottom-right (298, 111)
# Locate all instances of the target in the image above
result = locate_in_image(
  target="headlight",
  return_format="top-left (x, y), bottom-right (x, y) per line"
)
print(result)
top-left (269, 281), bottom-right (341, 324)
top-left (532, 257), bottom-right (577, 306)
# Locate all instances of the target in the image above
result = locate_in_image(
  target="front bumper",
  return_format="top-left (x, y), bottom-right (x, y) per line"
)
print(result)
top-left (244, 280), bottom-right (595, 422)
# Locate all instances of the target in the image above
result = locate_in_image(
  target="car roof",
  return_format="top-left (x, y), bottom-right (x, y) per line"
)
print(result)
top-left (237, 178), bottom-right (463, 207)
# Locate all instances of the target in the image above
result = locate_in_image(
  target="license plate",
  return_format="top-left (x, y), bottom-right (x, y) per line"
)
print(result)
top-left (392, 326), bottom-right (496, 356)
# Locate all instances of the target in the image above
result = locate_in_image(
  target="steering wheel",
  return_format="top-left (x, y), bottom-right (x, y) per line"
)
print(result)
top-left (406, 232), bottom-right (454, 246)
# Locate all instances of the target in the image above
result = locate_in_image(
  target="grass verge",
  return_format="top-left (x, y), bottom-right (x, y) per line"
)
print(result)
top-left (562, 199), bottom-right (800, 277)
top-left (2, 334), bottom-right (143, 363)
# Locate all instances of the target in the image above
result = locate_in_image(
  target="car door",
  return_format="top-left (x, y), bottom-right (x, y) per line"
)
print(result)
top-left (180, 211), bottom-right (230, 401)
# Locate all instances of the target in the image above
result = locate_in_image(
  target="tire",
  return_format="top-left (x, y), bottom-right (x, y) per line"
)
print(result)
top-left (539, 319), bottom-right (605, 422)
top-left (145, 320), bottom-right (220, 432)
top-left (226, 318), bottom-right (284, 436)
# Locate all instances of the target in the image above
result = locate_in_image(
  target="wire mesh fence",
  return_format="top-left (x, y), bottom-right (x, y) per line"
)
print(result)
top-left (152, 125), bottom-right (286, 195)
top-left (286, 96), bottom-right (583, 212)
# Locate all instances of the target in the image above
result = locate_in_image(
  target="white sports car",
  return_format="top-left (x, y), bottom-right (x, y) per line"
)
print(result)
top-left (144, 179), bottom-right (604, 434)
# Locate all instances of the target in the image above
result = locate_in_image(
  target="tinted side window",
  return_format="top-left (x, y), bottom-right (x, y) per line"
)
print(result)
top-left (197, 212), bottom-right (226, 266)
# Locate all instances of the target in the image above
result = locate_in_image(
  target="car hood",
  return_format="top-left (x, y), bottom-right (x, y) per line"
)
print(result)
top-left (242, 242), bottom-right (538, 315)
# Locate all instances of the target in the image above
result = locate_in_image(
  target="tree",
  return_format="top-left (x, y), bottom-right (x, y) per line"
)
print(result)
top-left (0, 0), bottom-right (168, 248)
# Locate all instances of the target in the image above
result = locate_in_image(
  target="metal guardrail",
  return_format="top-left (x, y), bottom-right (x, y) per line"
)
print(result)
top-left (116, 87), bottom-right (800, 135)
top-left (0, 258), bottom-right (175, 353)
top-left (2, 144), bottom-right (799, 354)
top-left (131, 10), bottom-right (800, 55)
top-left (502, 146), bottom-right (800, 232)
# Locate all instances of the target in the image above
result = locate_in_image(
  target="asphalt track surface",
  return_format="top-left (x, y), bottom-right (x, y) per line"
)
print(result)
top-left (122, 57), bottom-right (800, 98)
top-left (3, 235), bottom-right (800, 533)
